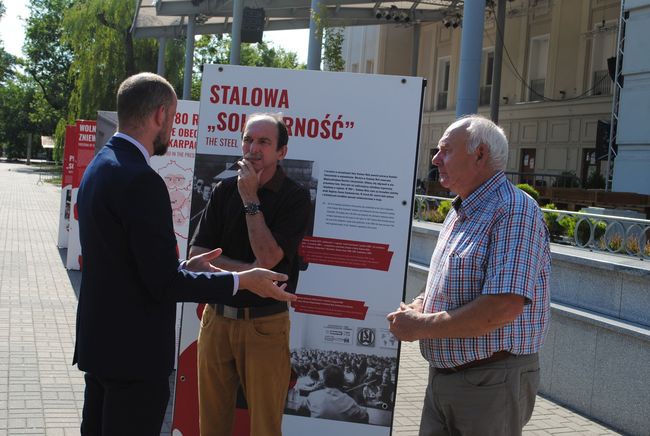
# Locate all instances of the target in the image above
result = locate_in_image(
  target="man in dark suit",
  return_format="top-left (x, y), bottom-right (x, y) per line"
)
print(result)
top-left (73, 72), bottom-right (296, 436)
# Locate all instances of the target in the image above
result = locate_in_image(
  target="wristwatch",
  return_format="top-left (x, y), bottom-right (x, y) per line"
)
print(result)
top-left (243, 202), bottom-right (261, 215)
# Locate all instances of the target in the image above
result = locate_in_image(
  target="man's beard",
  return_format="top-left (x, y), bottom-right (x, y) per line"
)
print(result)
top-left (153, 131), bottom-right (169, 156)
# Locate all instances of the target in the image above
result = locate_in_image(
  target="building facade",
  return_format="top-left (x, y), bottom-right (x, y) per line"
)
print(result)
top-left (341, 0), bottom-right (621, 189)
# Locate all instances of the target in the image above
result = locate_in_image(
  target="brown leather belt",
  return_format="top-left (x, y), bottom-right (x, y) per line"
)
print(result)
top-left (434, 351), bottom-right (513, 375)
top-left (209, 302), bottom-right (287, 320)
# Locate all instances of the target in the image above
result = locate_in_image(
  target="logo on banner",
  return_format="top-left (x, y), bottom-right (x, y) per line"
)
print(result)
top-left (356, 327), bottom-right (375, 347)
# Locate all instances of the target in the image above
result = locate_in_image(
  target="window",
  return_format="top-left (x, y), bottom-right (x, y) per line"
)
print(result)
top-left (436, 57), bottom-right (450, 110)
top-left (480, 49), bottom-right (494, 106)
top-left (527, 35), bottom-right (549, 101)
top-left (590, 21), bottom-right (617, 96)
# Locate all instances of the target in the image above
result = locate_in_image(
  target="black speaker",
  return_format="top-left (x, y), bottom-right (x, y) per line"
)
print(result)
top-left (607, 56), bottom-right (624, 88)
top-left (241, 7), bottom-right (265, 44)
top-left (607, 56), bottom-right (616, 81)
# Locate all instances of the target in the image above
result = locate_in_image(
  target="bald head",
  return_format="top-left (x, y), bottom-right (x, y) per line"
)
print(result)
top-left (117, 73), bottom-right (177, 131)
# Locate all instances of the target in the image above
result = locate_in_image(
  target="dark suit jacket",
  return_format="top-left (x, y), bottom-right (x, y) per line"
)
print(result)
top-left (73, 136), bottom-right (235, 380)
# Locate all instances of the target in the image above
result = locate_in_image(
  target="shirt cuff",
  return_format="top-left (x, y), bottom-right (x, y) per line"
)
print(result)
top-left (179, 260), bottom-right (238, 296)
top-left (232, 272), bottom-right (239, 296)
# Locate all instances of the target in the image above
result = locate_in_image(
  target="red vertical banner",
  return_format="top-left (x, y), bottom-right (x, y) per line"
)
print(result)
top-left (66, 120), bottom-right (97, 270)
top-left (73, 120), bottom-right (96, 187)
top-left (62, 125), bottom-right (77, 187)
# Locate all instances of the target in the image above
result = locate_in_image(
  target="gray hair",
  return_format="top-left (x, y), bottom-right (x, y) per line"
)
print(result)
top-left (117, 72), bottom-right (176, 129)
top-left (448, 115), bottom-right (509, 171)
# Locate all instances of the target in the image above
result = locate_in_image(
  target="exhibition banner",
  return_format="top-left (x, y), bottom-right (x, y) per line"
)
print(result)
top-left (172, 65), bottom-right (424, 436)
top-left (150, 100), bottom-right (200, 260)
top-left (56, 125), bottom-right (78, 248)
top-left (66, 120), bottom-right (96, 270)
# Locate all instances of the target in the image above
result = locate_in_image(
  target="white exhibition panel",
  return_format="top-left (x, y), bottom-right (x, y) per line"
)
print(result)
top-left (66, 188), bottom-right (81, 270)
top-left (150, 99), bottom-right (200, 260)
top-left (172, 65), bottom-right (424, 436)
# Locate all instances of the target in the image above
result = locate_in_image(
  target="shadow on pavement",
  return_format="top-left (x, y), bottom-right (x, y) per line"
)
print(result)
top-left (58, 247), bottom-right (82, 299)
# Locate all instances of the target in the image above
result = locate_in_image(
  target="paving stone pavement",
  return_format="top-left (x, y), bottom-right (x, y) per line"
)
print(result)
top-left (0, 161), bottom-right (623, 436)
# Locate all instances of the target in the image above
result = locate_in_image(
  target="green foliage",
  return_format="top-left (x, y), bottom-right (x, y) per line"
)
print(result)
top-left (516, 183), bottom-right (540, 202)
top-left (552, 170), bottom-right (580, 188)
top-left (0, 45), bottom-right (15, 85)
top-left (438, 200), bottom-right (452, 219)
top-left (556, 212), bottom-right (606, 246)
top-left (413, 199), bottom-right (452, 223)
top-left (0, 74), bottom-right (42, 159)
top-left (541, 203), bottom-right (563, 240)
top-left (191, 34), bottom-right (305, 100)
top-left (584, 171), bottom-right (605, 189)
top-left (24, 0), bottom-right (75, 113)
top-left (323, 28), bottom-right (345, 72)
top-left (0, 0), bottom-right (16, 85)
top-left (62, 0), bottom-right (161, 119)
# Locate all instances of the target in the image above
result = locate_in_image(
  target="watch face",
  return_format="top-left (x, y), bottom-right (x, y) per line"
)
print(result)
top-left (244, 203), bottom-right (261, 214)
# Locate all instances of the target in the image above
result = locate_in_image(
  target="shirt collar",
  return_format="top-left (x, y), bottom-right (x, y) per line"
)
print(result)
top-left (114, 132), bottom-right (150, 166)
top-left (262, 165), bottom-right (286, 193)
top-left (456, 171), bottom-right (507, 218)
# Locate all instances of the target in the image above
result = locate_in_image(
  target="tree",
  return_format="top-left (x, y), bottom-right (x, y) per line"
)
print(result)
top-left (23, 0), bottom-right (75, 113)
top-left (0, 0), bottom-right (16, 85)
top-left (323, 27), bottom-right (345, 72)
top-left (0, 73), bottom-right (42, 159)
top-left (62, 0), bottom-right (157, 119)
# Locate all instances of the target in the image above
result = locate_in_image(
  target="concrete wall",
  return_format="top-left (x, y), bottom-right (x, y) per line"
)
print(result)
top-left (407, 221), bottom-right (650, 435)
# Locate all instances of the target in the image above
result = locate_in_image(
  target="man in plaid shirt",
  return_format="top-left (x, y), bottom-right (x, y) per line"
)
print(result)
top-left (388, 115), bottom-right (550, 436)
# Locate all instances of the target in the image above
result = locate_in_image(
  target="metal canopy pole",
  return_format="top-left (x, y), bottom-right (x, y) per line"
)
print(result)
top-left (411, 23), bottom-right (421, 76)
top-left (230, 0), bottom-right (244, 65)
top-left (307, 0), bottom-right (323, 70)
top-left (157, 37), bottom-right (166, 76)
top-left (489, 0), bottom-right (506, 123)
top-left (456, 0), bottom-right (486, 117)
top-left (182, 16), bottom-right (196, 99)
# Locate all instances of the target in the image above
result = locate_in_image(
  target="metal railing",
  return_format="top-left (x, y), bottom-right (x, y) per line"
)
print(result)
top-left (592, 70), bottom-right (612, 96)
top-left (528, 79), bottom-right (545, 101)
top-left (504, 171), bottom-right (582, 188)
top-left (414, 194), bottom-right (650, 259)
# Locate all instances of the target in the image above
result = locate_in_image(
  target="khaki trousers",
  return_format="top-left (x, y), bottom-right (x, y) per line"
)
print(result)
top-left (197, 305), bottom-right (291, 436)
top-left (419, 353), bottom-right (540, 436)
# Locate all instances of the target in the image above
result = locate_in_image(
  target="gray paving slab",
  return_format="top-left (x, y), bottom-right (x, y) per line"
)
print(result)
top-left (0, 161), bottom-right (623, 435)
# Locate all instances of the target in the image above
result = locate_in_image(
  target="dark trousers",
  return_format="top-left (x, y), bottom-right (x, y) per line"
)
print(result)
top-left (81, 372), bottom-right (170, 436)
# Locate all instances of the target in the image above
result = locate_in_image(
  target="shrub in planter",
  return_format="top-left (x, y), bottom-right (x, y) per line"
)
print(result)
top-left (542, 203), bottom-right (563, 241)
top-left (516, 183), bottom-right (540, 202)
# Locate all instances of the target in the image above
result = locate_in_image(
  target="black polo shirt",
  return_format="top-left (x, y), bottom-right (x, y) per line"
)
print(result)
top-left (190, 166), bottom-right (311, 307)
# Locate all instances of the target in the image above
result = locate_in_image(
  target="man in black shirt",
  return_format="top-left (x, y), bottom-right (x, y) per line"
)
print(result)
top-left (189, 113), bottom-right (311, 436)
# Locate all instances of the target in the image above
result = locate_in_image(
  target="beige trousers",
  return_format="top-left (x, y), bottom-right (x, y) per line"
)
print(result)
top-left (197, 305), bottom-right (291, 436)
top-left (419, 353), bottom-right (540, 436)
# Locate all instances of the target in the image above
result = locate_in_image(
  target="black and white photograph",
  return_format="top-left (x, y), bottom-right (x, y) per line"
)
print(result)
top-left (285, 348), bottom-right (397, 427)
top-left (188, 153), bottom-right (317, 246)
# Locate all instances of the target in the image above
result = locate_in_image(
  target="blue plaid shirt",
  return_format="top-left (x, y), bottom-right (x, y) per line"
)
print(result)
top-left (420, 172), bottom-right (551, 368)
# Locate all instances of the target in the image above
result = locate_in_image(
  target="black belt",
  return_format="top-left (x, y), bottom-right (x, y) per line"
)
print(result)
top-left (209, 302), bottom-right (287, 320)
top-left (434, 351), bottom-right (513, 374)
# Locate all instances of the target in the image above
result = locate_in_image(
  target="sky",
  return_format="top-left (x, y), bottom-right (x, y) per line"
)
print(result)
top-left (0, 1), bottom-right (309, 63)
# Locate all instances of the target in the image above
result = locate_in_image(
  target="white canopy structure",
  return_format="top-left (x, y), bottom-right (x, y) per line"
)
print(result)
top-left (130, 1), bottom-right (465, 97)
